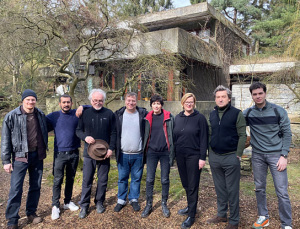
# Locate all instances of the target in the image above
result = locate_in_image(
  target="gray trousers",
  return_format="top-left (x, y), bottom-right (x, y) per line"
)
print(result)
top-left (209, 152), bottom-right (241, 226)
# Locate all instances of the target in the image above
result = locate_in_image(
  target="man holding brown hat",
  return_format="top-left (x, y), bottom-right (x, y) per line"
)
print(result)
top-left (76, 89), bottom-right (116, 219)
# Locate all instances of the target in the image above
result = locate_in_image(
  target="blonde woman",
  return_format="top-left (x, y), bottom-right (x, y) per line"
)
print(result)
top-left (173, 93), bottom-right (208, 229)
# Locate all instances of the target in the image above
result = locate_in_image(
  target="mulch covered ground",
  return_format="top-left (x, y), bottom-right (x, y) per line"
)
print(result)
top-left (0, 150), bottom-right (299, 229)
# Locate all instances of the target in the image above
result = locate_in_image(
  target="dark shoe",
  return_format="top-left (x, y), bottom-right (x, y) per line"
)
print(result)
top-left (96, 202), bottom-right (105, 214)
top-left (178, 207), bottom-right (189, 215)
top-left (162, 202), bottom-right (170, 218)
top-left (206, 215), bottom-right (228, 224)
top-left (7, 225), bottom-right (18, 229)
top-left (27, 213), bottom-right (42, 224)
top-left (181, 217), bottom-right (195, 229)
top-left (79, 208), bottom-right (88, 219)
top-left (114, 203), bottom-right (125, 212)
top-left (131, 201), bottom-right (141, 211)
top-left (224, 223), bottom-right (238, 229)
top-left (141, 204), bottom-right (152, 218)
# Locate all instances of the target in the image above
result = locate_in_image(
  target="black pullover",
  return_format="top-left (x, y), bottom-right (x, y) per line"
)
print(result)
top-left (173, 110), bottom-right (208, 160)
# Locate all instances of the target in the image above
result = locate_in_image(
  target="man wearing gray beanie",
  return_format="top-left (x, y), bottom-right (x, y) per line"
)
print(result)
top-left (1, 89), bottom-right (48, 229)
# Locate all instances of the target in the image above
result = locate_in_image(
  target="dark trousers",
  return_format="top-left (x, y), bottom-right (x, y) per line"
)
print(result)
top-left (52, 150), bottom-right (79, 208)
top-left (176, 149), bottom-right (201, 218)
top-left (146, 150), bottom-right (170, 200)
top-left (80, 156), bottom-right (110, 209)
top-left (209, 152), bottom-right (241, 226)
top-left (6, 151), bottom-right (43, 226)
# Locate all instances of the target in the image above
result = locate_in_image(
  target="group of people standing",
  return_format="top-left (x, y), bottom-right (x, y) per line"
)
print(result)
top-left (1, 82), bottom-right (293, 229)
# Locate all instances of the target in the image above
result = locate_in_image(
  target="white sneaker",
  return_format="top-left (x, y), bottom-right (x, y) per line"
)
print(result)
top-left (51, 206), bottom-right (60, 220)
top-left (64, 201), bottom-right (79, 211)
top-left (285, 227), bottom-right (292, 229)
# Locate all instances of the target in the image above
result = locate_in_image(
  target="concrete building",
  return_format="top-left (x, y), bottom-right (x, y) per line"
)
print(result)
top-left (80, 2), bottom-right (250, 101)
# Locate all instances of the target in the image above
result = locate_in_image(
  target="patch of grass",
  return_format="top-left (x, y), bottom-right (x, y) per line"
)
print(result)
top-left (240, 162), bottom-right (300, 199)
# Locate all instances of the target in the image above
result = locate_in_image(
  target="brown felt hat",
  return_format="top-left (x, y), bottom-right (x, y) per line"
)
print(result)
top-left (87, 139), bottom-right (109, 160)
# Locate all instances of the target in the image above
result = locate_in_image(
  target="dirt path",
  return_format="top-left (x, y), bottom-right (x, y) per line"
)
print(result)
top-left (0, 150), bottom-right (299, 229)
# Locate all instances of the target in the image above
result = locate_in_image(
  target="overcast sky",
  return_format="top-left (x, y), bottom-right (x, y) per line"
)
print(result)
top-left (172, 0), bottom-right (191, 8)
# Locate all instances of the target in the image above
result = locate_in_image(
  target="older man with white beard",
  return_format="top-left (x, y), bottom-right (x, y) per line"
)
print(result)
top-left (76, 89), bottom-right (116, 218)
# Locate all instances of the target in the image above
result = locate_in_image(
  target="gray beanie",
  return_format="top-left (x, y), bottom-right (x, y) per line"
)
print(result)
top-left (22, 89), bottom-right (37, 101)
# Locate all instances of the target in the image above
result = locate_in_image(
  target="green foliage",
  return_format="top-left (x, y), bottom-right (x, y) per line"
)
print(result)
top-left (284, 2), bottom-right (300, 60)
top-left (251, 0), bottom-right (297, 54)
top-left (210, 0), bottom-right (262, 29)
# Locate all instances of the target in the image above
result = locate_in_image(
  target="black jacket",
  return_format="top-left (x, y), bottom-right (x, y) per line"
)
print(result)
top-left (1, 106), bottom-right (48, 165)
top-left (76, 107), bottom-right (116, 158)
top-left (112, 106), bottom-right (147, 163)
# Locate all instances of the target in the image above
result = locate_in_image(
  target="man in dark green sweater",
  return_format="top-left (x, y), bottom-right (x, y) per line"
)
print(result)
top-left (206, 85), bottom-right (247, 229)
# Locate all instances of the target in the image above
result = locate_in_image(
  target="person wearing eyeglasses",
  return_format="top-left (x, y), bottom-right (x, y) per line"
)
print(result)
top-left (76, 89), bottom-right (116, 218)
top-left (173, 93), bottom-right (208, 229)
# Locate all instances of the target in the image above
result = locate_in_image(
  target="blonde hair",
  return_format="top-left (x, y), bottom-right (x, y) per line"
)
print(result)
top-left (181, 93), bottom-right (196, 109)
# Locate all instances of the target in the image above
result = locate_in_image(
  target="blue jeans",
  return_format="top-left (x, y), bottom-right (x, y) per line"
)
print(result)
top-left (252, 152), bottom-right (292, 228)
top-left (117, 153), bottom-right (144, 204)
top-left (52, 150), bottom-right (79, 207)
top-left (146, 150), bottom-right (170, 200)
top-left (6, 151), bottom-right (43, 226)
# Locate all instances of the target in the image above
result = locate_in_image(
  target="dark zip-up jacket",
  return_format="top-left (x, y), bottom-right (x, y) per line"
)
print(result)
top-left (76, 107), bottom-right (116, 158)
top-left (1, 106), bottom-right (48, 165)
top-left (112, 106), bottom-right (147, 163)
top-left (143, 109), bottom-right (175, 166)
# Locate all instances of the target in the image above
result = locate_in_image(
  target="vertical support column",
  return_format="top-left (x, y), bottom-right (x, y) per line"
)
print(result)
top-left (138, 74), bottom-right (141, 100)
top-left (124, 73), bottom-right (128, 94)
top-left (152, 76), bottom-right (156, 95)
top-left (112, 73), bottom-right (115, 90)
top-left (99, 71), bottom-right (103, 87)
top-left (167, 70), bottom-right (174, 101)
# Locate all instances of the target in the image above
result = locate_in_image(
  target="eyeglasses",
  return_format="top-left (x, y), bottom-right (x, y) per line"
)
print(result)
top-left (92, 99), bottom-right (103, 104)
top-left (184, 102), bottom-right (194, 105)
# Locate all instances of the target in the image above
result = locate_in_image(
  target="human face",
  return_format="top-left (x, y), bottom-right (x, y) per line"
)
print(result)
top-left (59, 97), bottom-right (72, 113)
top-left (22, 96), bottom-right (36, 113)
top-left (91, 92), bottom-right (104, 110)
top-left (152, 101), bottom-right (162, 115)
top-left (215, 90), bottom-right (230, 108)
top-left (251, 88), bottom-right (267, 108)
top-left (183, 96), bottom-right (195, 113)
top-left (125, 95), bottom-right (137, 113)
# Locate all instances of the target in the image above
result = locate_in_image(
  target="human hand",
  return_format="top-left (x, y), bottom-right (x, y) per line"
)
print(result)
top-left (105, 149), bottom-right (113, 159)
top-left (277, 156), bottom-right (287, 171)
top-left (85, 136), bottom-right (95, 144)
top-left (3, 164), bottom-right (13, 173)
top-left (76, 106), bottom-right (84, 118)
top-left (199, 159), bottom-right (206, 170)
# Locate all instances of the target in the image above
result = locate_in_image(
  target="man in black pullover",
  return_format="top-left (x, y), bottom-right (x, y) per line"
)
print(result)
top-left (206, 85), bottom-right (246, 229)
top-left (76, 89), bottom-right (115, 218)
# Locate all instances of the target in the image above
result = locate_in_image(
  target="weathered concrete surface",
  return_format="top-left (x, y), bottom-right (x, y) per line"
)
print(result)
top-left (232, 84), bottom-right (300, 145)
top-left (46, 98), bottom-right (215, 119)
top-left (80, 28), bottom-right (224, 68)
top-left (137, 2), bottom-right (250, 45)
top-left (230, 62), bottom-right (299, 74)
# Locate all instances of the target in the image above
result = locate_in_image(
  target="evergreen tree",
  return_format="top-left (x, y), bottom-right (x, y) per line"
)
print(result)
top-left (210, 0), bottom-right (262, 30)
top-left (251, 0), bottom-right (297, 54)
